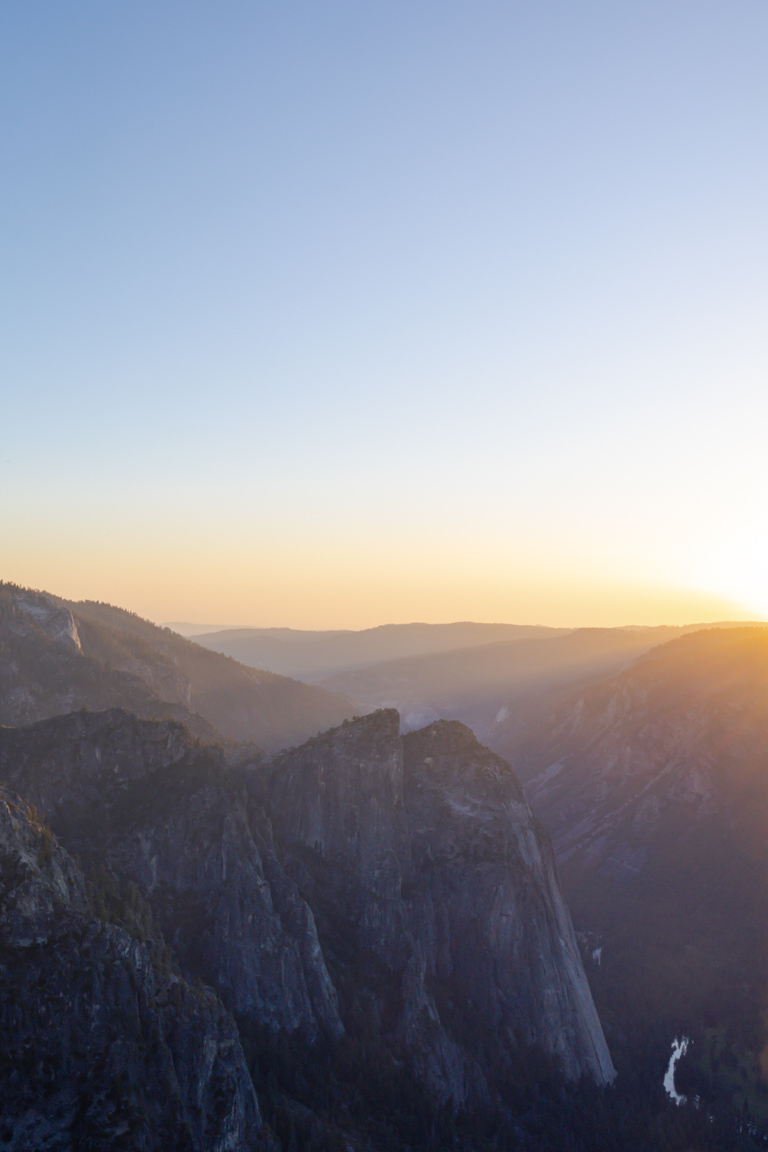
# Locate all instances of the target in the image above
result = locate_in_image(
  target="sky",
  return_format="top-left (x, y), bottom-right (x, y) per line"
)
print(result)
top-left (2, 1), bottom-right (767, 629)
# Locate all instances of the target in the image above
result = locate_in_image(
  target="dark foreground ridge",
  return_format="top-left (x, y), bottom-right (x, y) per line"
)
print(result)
top-left (0, 704), bottom-right (617, 1148)
top-left (1, 702), bottom-right (760, 1149)
top-left (0, 787), bottom-right (259, 1150)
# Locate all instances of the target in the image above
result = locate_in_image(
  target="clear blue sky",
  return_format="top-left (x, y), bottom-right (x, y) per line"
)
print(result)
top-left (2, 2), bottom-right (767, 626)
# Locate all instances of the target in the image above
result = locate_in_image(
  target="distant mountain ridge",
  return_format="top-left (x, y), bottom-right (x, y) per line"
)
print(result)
top-left (187, 619), bottom-right (757, 749)
top-left (0, 583), bottom-right (358, 751)
top-left (164, 621), bottom-right (248, 637)
top-left (316, 624), bottom-right (712, 739)
top-left (189, 620), bottom-right (565, 679)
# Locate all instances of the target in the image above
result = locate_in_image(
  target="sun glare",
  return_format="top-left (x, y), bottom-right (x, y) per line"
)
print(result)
top-left (689, 531), bottom-right (768, 622)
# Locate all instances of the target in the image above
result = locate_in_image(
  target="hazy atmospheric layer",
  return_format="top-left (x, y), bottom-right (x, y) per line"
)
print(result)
top-left (3, 2), bottom-right (768, 627)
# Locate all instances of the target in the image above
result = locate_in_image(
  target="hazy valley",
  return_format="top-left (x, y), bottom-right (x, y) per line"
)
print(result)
top-left (1, 582), bottom-right (767, 1148)
top-left (188, 618), bottom-right (739, 748)
top-left (8, 5), bottom-right (763, 1148)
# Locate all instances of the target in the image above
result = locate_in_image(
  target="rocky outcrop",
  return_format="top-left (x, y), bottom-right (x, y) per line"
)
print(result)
top-left (16, 594), bottom-right (82, 652)
top-left (402, 721), bottom-right (615, 1086)
top-left (257, 712), bottom-right (615, 1099)
top-left (0, 702), bottom-right (614, 1125)
top-left (0, 709), bottom-right (342, 1044)
top-left (0, 787), bottom-right (260, 1151)
top-left (262, 711), bottom-right (409, 964)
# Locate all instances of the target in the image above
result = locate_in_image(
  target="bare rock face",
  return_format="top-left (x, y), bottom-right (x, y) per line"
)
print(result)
top-left (101, 756), bottom-right (343, 1041)
top-left (262, 710), bottom-right (409, 963)
top-left (402, 721), bottom-right (615, 1086)
top-left (258, 713), bottom-right (615, 1101)
top-left (0, 788), bottom-right (260, 1151)
top-left (0, 708), bottom-right (191, 839)
top-left (16, 595), bottom-right (82, 652)
top-left (0, 710), bottom-right (342, 1045)
top-left (0, 703), bottom-right (614, 1125)
top-left (265, 711), bottom-right (406, 869)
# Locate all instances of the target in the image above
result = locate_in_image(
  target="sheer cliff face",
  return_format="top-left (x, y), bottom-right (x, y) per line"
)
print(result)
top-left (263, 711), bottom-right (409, 963)
top-left (0, 788), bottom-right (260, 1152)
top-left (401, 722), bottom-right (614, 1085)
top-left (0, 709), bottom-right (342, 1045)
top-left (0, 705), bottom-right (614, 1124)
top-left (260, 711), bottom-right (614, 1093)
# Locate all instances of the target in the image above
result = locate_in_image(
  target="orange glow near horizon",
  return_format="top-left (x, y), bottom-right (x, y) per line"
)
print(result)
top-left (4, 490), bottom-right (765, 631)
top-left (2, 534), bottom-right (757, 632)
top-left (5, 2), bottom-right (768, 643)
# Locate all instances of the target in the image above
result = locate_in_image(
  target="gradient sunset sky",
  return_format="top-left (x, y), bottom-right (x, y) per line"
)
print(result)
top-left (2, 2), bottom-right (767, 628)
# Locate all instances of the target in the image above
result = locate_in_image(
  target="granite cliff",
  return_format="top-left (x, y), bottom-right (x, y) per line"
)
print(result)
top-left (0, 787), bottom-right (260, 1151)
top-left (402, 721), bottom-right (611, 1085)
top-left (0, 708), bottom-right (343, 1046)
top-left (259, 711), bottom-right (614, 1101)
top-left (0, 702), bottom-right (614, 1145)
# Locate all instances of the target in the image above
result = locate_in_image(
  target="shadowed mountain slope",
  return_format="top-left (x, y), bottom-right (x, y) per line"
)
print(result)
top-left (0, 786), bottom-right (260, 1150)
top-left (0, 583), bottom-right (358, 751)
top-left (318, 625), bottom-right (700, 738)
top-left (0, 705), bottom-right (614, 1135)
top-left (0, 707), bottom-right (344, 1045)
top-left (507, 627), bottom-right (768, 1121)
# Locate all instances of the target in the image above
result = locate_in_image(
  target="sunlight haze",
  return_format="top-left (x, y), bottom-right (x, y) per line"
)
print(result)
top-left (5, 7), bottom-right (768, 1143)
top-left (2, 1), bottom-right (766, 628)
